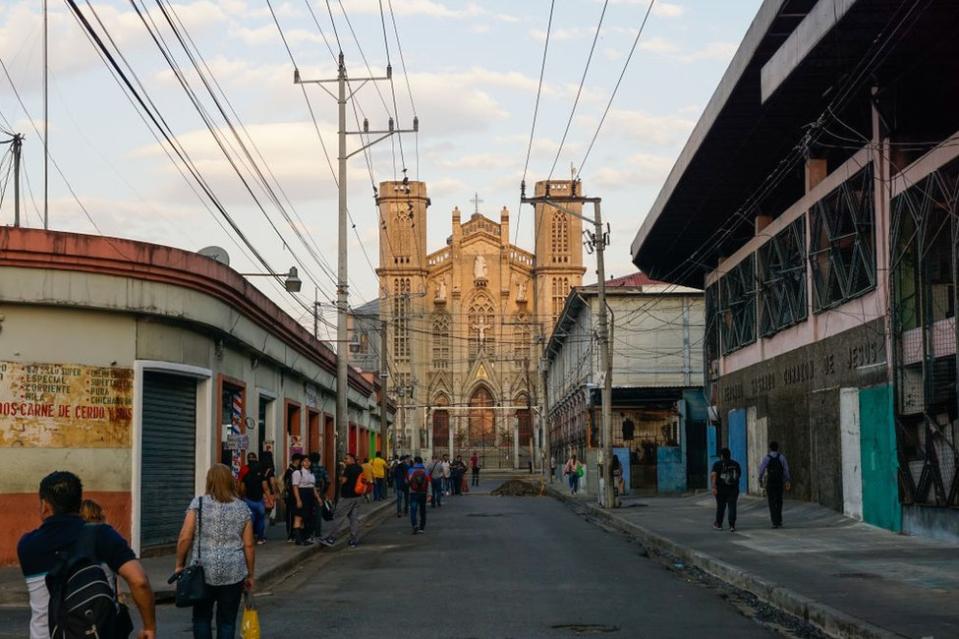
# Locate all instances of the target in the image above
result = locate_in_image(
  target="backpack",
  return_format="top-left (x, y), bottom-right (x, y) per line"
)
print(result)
top-left (282, 467), bottom-right (295, 499)
top-left (765, 454), bottom-right (785, 485)
top-left (46, 524), bottom-right (133, 639)
top-left (718, 461), bottom-right (740, 489)
top-left (409, 468), bottom-right (428, 493)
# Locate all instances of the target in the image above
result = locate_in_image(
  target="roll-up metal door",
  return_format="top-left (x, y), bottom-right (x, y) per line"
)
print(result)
top-left (141, 372), bottom-right (197, 548)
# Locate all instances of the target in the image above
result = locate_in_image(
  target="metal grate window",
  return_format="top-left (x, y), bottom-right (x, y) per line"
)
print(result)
top-left (810, 165), bottom-right (876, 312)
top-left (759, 216), bottom-right (808, 336)
top-left (720, 253), bottom-right (757, 354)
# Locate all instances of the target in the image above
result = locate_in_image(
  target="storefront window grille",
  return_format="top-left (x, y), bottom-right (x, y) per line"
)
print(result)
top-left (720, 253), bottom-right (757, 354)
top-left (810, 165), bottom-right (876, 312)
top-left (759, 216), bottom-right (807, 336)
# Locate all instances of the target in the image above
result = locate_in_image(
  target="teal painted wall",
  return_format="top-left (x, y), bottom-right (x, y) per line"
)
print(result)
top-left (859, 384), bottom-right (901, 532)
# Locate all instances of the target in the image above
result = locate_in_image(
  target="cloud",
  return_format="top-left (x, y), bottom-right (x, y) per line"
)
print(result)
top-left (333, 0), bottom-right (485, 19)
top-left (653, 2), bottom-right (684, 18)
top-left (601, 109), bottom-right (695, 146)
top-left (591, 152), bottom-right (674, 188)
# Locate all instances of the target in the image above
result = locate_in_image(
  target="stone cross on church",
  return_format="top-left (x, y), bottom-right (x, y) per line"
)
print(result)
top-left (470, 192), bottom-right (483, 214)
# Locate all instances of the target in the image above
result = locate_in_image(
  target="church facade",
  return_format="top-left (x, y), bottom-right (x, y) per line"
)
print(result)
top-left (376, 179), bottom-right (584, 468)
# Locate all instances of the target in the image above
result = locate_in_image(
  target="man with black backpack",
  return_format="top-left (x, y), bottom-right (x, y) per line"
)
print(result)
top-left (18, 470), bottom-right (157, 639)
top-left (407, 456), bottom-right (431, 534)
top-left (710, 448), bottom-right (742, 532)
top-left (758, 441), bottom-right (792, 528)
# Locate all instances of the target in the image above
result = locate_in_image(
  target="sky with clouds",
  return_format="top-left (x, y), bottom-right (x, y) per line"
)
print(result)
top-left (0, 0), bottom-right (762, 339)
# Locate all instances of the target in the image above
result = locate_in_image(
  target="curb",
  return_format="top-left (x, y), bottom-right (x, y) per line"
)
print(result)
top-left (543, 484), bottom-right (907, 639)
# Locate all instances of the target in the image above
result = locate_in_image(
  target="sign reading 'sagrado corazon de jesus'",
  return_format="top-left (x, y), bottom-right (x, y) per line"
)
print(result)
top-left (0, 361), bottom-right (133, 448)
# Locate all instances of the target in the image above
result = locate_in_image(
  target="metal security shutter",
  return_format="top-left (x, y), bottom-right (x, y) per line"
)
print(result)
top-left (141, 372), bottom-right (197, 549)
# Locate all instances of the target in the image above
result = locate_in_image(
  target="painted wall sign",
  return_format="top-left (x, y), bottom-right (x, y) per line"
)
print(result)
top-left (0, 361), bottom-right (133, 448)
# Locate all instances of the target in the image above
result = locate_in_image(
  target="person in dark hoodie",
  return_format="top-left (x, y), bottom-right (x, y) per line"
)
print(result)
top-left (758, 441), bottom-right (792, 528)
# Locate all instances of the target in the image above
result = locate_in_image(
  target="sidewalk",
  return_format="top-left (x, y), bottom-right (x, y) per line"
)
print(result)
top-left (0, 497), bottom-right (393, 606)
top-left (547, 483), bottom-right (959, 639)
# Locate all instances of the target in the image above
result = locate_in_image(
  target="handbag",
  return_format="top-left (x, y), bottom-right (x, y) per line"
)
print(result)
top-left (240, 591), bottom-right (261, 639)
top-left (576, 465), bottom-right (585, 478)
top-left (175, 496), bottom-right (211, 608)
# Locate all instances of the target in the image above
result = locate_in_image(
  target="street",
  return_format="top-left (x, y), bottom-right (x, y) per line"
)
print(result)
top-left (142, 478), bottom-right (775, 638)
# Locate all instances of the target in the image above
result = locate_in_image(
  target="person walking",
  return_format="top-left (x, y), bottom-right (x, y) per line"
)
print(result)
top-left (427, 456), bottom-right (444, 508)
top-left (759, 441), bottom-right (792, 528)
top-left (321, 454), bottom-right (365, 548)
top-left (174, 463), bottom-right (255, 639)
top-left (240, 460), bottom-right (269, 545)
top-left (563, 454), bottom-right (583, 495)
top-left (469, 452), bottom-right (481, 487)
top-left (360, 458), bottom-right (375, 503)
top-left (408, 456), bottom-right (430, 534)
top-left (19, 471), bottom-right (157, 639)
top-left (441, 455), bottom-right (451, 496)
top-left (711, 447), bottom-right (743, 532)
top-left (290, 456), bottom-right (321, 546)
top-left (371, 451), bottom-right (388, 501)
top-left (450, 455), bottom-right (467, 495)
top-left (282, 454), bottom-right (303, 542)
top-left (393, 455), bottom-right (411, 518)
top-left (549, 454), bottom-right (557, 482)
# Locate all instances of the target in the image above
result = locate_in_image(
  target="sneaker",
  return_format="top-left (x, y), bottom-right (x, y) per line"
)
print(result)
top-left (318, 536), bottom-right (335, 547)
top-left (286, 537), bottom-right (295, 543)
top-left (418, 528), bottom-right (425, 534)
top-left (348, 540), bottom-right (359, 548)
top-left (712, 523), bottom-right (722, 530)
top-left (296, 539), bottom-right (314, 546)
top-left (256, 539), bottom-right (266, 545)
top-left (412, 528), bottom-right (419, 535)
top-left (729, 526), bottom-right (737, 533)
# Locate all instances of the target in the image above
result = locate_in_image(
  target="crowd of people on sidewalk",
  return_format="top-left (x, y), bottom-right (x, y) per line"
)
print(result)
top-left (15, 449), bottom-right (484, 638)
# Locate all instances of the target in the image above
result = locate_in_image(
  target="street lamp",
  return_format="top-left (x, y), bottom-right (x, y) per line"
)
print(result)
top-left (240, 266), bottom-right (302, 292)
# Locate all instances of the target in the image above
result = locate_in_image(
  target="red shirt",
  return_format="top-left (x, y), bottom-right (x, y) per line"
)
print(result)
top-left (469, 455), bottom-right (478, 469)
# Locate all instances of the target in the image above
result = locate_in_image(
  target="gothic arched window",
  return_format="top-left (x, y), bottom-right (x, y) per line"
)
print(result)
top-left (392, 277), bottom-right (411, 361)
top-left (431, 312), bottom-right (450, 369)
top-left (551, 210), bottom-right (569, 263)
top-left (468, 295), bottom-right (496, 362)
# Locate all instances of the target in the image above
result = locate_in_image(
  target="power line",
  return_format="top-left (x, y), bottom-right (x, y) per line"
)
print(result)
top-left (547, 0), bottom-right (608, 180)
top-left (515, 0), bottom-right (555, 247)
top-left (577, 0), bottom-right (656, 178)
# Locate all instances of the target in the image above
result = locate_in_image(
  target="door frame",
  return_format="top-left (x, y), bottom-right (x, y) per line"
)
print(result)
top-left (132, 361), bottom-right (212, 556)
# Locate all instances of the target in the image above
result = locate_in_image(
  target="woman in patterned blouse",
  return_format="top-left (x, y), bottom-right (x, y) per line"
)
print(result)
top-left (174, 463), bottom-right (255, 639)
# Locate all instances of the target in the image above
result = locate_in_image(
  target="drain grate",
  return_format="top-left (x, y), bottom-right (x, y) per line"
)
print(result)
top-left (551, 624), bottom-right (620, 634)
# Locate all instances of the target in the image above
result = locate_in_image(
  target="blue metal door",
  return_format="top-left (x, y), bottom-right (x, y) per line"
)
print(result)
top-left (728, 408), bottom-right (747, 493)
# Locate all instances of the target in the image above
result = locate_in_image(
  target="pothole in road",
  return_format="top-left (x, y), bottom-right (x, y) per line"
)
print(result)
top-left (551, 623), bottom-right (620, 634)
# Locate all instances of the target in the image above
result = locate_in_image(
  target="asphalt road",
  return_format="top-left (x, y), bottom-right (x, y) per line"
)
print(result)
top-left (0, 478), bottom-right (779, 638)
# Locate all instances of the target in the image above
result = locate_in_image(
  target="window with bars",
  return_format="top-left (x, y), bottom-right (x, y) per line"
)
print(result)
top-left (551, 210), bottom-right (569, 263)
top-left (720, 253), bottom-right (757, 354)
top-left (759, 216), bottom-right (808, 337)
top-left (392, 278), bottom-right (411, 362)
top-left (431, 312), bottom-right (450, 370)
top-left (704, 283), bottom-right (720, 377)
top-left (810, 165), bottom-right (876, 312)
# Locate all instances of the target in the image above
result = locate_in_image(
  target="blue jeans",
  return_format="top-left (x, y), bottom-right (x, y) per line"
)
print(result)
top-left (430, 477), bottom-right (443, 507)
top-left (396, 487), bottom-right (409, 514)
top-left (192, 581), bottom-right (244, 639)
top-left (410, 492), bottom-right (427, 530)
top-left (243, 498), bottom-right (266, 540)
top-left (374, 478), bottom-right (386, 501)
top-left (568, 474), bottom-right (579, 494)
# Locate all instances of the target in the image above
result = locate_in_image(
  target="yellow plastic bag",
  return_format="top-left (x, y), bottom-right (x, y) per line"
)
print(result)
top-left (240, 592), bottom-right (261, 639)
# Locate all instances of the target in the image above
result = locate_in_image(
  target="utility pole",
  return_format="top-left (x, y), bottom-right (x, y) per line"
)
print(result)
top-left (380, 320), bottom-right (389, 457)
top-left (11, 134), bottom-right (22, 227)
top-left (43, 0), bottom-right (49, 230)
top-left (540, 353), bottom-right (550, 482)
top-left (522, 180), bottom-right (614, 509)
top-left (295, 54), bottom-right (417, 482)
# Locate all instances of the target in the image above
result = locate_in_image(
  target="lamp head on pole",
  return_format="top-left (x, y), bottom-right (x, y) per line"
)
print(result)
top-left (285, 266), bottom-right (302, 292)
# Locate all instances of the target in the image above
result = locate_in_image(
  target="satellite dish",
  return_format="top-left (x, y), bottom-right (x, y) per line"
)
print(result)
top-left (198, 246), bottom-right (230, 266)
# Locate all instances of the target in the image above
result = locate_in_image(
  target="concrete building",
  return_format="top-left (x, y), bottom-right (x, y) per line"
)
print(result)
top-left (631, 0), bottom-right (959, 539)
top-left (0, 228), bottom-right (390, 564)
top-left (376, 179), bottom-right (584, 468)
top-left (544, 273), bottom-right (706, 494)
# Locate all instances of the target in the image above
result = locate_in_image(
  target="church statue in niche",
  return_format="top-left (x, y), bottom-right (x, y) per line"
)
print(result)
top-left (474, 255), bottom-right (488, 281)
top-left (435, 280), bottom-right (447, 302)
top-left (516, 281), bottom-right (527, 302)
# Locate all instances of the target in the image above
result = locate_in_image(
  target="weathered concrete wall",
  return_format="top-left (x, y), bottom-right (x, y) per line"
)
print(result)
top-left (716, 319), bottom-right (887, 511)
